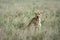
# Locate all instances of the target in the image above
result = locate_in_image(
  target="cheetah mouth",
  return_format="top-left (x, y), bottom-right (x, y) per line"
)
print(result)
top-left (37, 16), bottom-right (39, 18)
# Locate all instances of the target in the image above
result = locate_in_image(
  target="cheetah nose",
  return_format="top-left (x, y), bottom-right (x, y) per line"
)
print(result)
top-left (37, 16), bottom-right (39, 18)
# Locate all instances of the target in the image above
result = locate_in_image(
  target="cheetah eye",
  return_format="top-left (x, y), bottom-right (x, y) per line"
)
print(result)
top-left (39, 14), bottom-right (40, 15)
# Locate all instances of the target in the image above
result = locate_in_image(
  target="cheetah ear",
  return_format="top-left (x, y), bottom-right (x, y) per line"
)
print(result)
top-left (35, 11), bottom-right (41, 15)
top-left (34, 10), bottom-right (43, 15)
top-left (35, 12), bottom-right (37, 15)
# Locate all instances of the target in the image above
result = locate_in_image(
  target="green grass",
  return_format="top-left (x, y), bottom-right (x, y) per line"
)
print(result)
top-left (0, 0), bottom-right (60, 40)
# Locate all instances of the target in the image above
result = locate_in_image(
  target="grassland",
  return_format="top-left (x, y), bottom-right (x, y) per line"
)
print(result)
top-left (0, 0), bottom-right (60, 40)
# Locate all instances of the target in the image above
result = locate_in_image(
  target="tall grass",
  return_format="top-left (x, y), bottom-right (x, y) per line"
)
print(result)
top-left (0, 0), bottom-right (60, 40)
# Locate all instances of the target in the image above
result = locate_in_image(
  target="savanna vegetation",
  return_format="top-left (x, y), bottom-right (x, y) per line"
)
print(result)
top-left (0, 0), bottom-right (60, 40)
